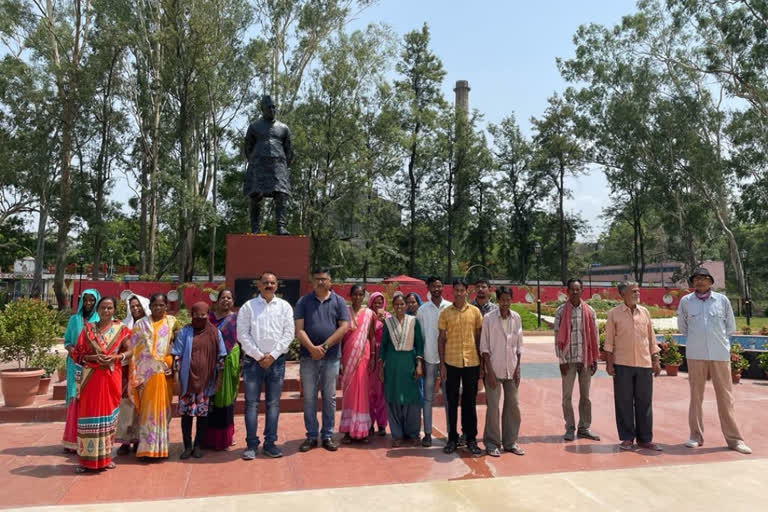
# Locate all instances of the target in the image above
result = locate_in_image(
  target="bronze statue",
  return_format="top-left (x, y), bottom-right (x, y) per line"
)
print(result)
top-left (244, 95), bottom-right (293, 235)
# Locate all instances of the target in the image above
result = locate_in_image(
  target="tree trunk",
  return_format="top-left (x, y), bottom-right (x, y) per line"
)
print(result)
top-left (30, 197), bottom-right (49, 298)
top-left (558, 162), bottom-right (567, 285)
top-left (407, 139), bottom-right (418, 276)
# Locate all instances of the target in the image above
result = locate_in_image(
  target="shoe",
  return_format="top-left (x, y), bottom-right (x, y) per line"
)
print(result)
top-left (412, 437), bottom-right (421, 447)
top-left (263, 444), bottom-right (283, 458)
top-left (377, 426), bottom-right (387, 437)
top-left (505, 444), bottom-right (526, 456)
top-left (619, 440), bottom-right (635, 451)
top-left (241, 448), bottom-right (257, 460)
top-left (180, 447), bottom-right (193, 460)
top-left (457, 434), bottom-right (467, 447)
top-left (486, 446), bottom-right (501, 457)
top-left (392, 439), bottom-right (402, 448)
top-left (637, 442), bottom-right (663, 451)
top-left (731, 442), bottom-right (752, 455)
top-left (684, 439), bottom-right (700, 448)
top-left (117, 444), bottom-right (130, 456)
top-left (443, 441), bottom-right (457, 454)
top-left (422, 434), bottom-right (432, 447)
top-left (577, 430), bottom-right (601, 441)
top-left (564, 430), bottom-right (575, 442)
top-left (192, 447), bottom-right (203, 458)
top-left (467, 441), bottom-right (483, 457)
top-left (299, 438), bottom-right (318, 452)
top-left (322, 438), bottom-right (339, 452)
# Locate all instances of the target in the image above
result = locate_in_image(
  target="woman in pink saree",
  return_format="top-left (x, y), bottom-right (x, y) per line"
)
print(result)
top-left (340, 285), bottom-right (376, 443)
top-left (368, 292), bottom-right (389, 436)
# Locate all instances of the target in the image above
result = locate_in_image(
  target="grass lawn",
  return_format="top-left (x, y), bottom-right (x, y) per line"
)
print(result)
top-left (511, 305), bottom-right (551, 331)
top-left (735, 316), bottom-right (768, 332)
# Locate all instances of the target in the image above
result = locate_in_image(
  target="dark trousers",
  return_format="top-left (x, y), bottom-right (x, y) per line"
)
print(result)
top-left (613, 364), bottom-right (653, 443)
top-left (181, 416), bottom-right (209, 449)
top-left (445, 364), bottom-right (480, 443)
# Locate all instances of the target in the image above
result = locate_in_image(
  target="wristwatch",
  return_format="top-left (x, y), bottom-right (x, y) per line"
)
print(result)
top-left (322, 342), bottom-right (329, 351)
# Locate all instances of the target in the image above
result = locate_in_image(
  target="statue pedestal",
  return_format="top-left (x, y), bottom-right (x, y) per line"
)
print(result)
top-left (226, 234), bottom-right (310, 307)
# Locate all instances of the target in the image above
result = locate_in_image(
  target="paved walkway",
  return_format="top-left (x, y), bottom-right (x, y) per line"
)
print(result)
top-left (1, 343), bottom-right (765, 511)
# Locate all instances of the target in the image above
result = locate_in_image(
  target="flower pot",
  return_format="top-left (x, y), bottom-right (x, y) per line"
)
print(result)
top-left (665, 365), bottom-right (680, 376)
top-left (37, 377), bottom-right (52, 395)
top-left (732, 371), bottom-right (741, 384)
top-left (1, 369), bottom-right (44, 407)
top-left (56, 367), bottom-right (66, 382)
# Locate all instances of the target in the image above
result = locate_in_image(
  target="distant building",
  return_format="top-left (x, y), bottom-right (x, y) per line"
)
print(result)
top-left (581, 260), bottom-right (725, 290)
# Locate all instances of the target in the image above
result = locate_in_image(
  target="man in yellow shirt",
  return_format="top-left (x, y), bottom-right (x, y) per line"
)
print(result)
top-left (438, 279), bottom-right (484, 456)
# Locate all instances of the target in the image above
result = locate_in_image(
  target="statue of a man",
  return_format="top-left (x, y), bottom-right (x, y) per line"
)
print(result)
top-left (243, 95), bottom-right (293, 235)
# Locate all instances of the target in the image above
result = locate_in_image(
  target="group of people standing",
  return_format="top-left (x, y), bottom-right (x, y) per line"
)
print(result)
top-left (60, 265), bottom-right (751, 472)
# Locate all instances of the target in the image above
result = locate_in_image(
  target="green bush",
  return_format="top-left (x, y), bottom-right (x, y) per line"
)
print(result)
top-left (510, 305), bottom-right (550, 330)
top-left (29, 351), bottom-right (64, 377)
top-left (730, 344), bottom-right (750, 373)
top-left (287, 338), bottom-right (301, 361)
top-left (0, 299), bottom-right (60, 370)
top-left (756, 353), bottom-right (768, 374)
top-left (174, 308), bottom-right (191, 328)
top-left (659, 336), bottom-right (683, 366)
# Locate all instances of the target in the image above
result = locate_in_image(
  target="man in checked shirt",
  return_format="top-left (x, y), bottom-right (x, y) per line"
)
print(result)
top-left (553, 279), bottom-right (601, 442)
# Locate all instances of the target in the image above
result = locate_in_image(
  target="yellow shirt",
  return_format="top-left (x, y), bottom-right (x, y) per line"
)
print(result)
top-left (604, 304), bottom-right (659, 368)
top-left (438, 303), bottom-right (483, 367)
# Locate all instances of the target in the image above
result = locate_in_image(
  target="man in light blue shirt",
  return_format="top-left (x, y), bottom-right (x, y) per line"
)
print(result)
top-left (677, 267), bottom-right (751, 454)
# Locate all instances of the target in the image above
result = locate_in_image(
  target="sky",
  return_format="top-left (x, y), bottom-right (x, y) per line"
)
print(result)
top-left (346, 0), bottom-right (640, 240)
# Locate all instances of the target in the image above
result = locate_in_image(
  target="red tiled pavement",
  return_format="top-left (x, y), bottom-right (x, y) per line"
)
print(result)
top-left (0, 343), bottom-right (766, 509)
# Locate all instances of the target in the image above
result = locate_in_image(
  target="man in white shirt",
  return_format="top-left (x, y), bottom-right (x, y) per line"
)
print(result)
top-left (237, 272), bottom-right (295, 460)
top-left (416, 276), bottom-right (452, 447)
top-left (677, 267), bottom-right (751, 454)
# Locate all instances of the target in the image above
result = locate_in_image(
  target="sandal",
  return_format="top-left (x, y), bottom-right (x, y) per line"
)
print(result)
top-left (391, 439), bottom-right (402, 448)
top-left (106, 462), bottom-right (116, 469)
top-left (75, 466), bottom-right (88, 474)
top-left (361, 436), bottom-right (369, 444)
top-left (342, 434), bottom-right (352, 444)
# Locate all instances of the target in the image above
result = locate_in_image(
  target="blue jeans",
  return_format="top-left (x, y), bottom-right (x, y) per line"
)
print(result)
top-left (300, 356), bottom-right (339, 440)
top-left (243, 354), bottom-right (286, 449)
top-left (423, 362), bottom-right (448, 436)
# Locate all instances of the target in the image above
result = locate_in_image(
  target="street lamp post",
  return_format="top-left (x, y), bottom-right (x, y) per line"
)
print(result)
top-left (535, 242), bottom-right (542, 328)
top-left (741, 249), bottom-right (751, 326)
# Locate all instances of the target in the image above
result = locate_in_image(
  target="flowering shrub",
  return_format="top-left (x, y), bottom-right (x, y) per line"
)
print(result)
top-left (659, 335), bottom-right (683, 366)
top-left (730, 344), bottom-right (750, 373)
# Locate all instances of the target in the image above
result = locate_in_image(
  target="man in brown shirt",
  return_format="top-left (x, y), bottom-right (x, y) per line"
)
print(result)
top-left (605, 281), bottom-right (661, 451)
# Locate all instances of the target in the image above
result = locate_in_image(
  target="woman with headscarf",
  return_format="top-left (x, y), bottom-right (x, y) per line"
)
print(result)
top-left (202, 289), bottom-right (240, 450)
top-left (340, 285), bottom-right (376, 444)
top-left (405, 292), bottom-right (422, 316)
top-left (171, 302), bottom-right (226, 459)
top-left (129, 293), bottom-right (179, 459)
top-left (377, 293), bottom-right (425, 447)
top-left (116, 295), bottom-right (150, 455)
top-left (71, 296), bottom-right (132, 472)
top-left (62, 288), bottom-right (101, 452)
top-left (368, 291), bottom-right (389, 436)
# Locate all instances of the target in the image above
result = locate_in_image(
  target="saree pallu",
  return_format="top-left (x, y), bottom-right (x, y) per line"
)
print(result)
top-left (73, 321), bottom-right (130, 470)
top-left (115, 359), bottom-right (139, 445)
top-left (203, 344), bottom-right (240, 450)
top-left (340, 307), bottom-right (374, 439)
top-left (129, 315), bottom-right (178, 459)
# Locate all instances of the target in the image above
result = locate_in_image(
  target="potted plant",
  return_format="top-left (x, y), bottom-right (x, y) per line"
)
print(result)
top-left (0, 299), bottom-right (59, 406)
top-left (757, 352), bottom-right (768, 377)
top-left (56, 351), bottom-right (67, 382)
top-left (659, 336), bottom-right (684, 376)
top-left (742, 325), bottom-right (752, 335)
top-left (598, 322), bottom-right (607, 361)
top-left (30, 351), bottom-right (64, 395)
top-left (730, 344), bottom-right (750, 384)
top-left (760, 325), bottom-right (768, 336)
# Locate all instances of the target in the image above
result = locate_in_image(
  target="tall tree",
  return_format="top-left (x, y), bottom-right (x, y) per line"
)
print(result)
top-left (394, 23), bottom-right (446, 276)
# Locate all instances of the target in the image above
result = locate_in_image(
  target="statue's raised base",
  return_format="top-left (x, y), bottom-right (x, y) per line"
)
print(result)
top-left (226, 234), bottom-right (310, 307)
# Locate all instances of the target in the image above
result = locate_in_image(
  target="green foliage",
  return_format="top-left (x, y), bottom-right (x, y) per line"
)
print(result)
top-left (29, 351), bottom-right (64, 377)
top-left (659, 336), bottom-right (683, 366)
top-left (510, 305), bottom-right (549, 331)
top-left (730, 344), bottom-right (750, 373)
top-left (174, 308), bottom-right (191, 329)
top-left (0, 299), bottom-right (59, 369)
top-left (756, 353), bottom-right (768, 374)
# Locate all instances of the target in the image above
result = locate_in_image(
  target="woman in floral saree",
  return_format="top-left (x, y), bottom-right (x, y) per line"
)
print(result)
top-left (129, 293), bottom-right (179, 459)
top-left (72, 297), bottom-right (132, 472)
top-left (368, 292), bottom-right (390, 436)
top-left (340, 285), bottom-right (375, 444)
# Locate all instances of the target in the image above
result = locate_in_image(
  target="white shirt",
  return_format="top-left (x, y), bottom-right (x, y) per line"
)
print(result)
top-left (416, 298), bottom-right (452, 364)
top-left (236, 295), bottom-right (295, 360)
top-left (677, 291), bottom-right (735, 362)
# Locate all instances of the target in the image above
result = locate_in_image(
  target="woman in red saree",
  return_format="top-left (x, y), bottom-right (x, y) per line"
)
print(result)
top-left (368, 292), bottom-right (389, 436)
top-left (72, 297), bottom-right (132, 473)
top-left (340, 285), bottom-right (376, 443)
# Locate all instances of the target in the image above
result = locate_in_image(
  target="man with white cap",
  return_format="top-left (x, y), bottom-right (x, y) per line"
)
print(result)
top-left (677, 267), bottom-right (751, 454)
